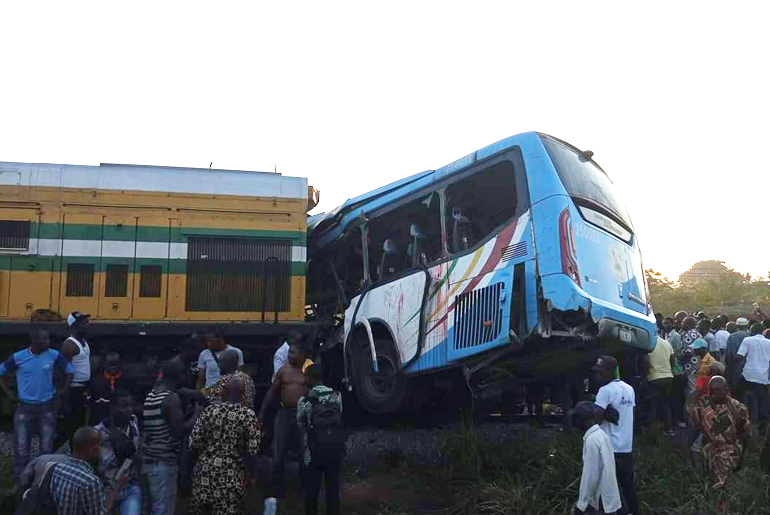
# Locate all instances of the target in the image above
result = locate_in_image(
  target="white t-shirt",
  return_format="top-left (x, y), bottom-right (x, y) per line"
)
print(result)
top-left (737, 335), bottom-right (770, 385)
top-left (272, 342), bottom-right (290, 382)
top-left (197, 345), bottom-right (245, 388)
top-left (595, 380), bottom-right (635, 454)
top-left (715, 330), bottom-right (730, 352)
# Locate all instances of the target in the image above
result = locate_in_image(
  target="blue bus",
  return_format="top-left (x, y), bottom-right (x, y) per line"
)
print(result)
top-left (307, 132), bottom-right (656, 414)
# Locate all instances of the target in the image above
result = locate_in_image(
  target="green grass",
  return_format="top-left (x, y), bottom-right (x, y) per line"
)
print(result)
top-left (4, 423), bottom-right (769, 515)
top-left (435, 423), bottom-right (770, 515)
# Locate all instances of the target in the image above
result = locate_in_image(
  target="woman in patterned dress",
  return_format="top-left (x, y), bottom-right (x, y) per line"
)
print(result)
top-left (189, 377), bottom-right (261, 515)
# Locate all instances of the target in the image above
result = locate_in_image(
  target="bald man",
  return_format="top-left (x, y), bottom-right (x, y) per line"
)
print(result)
top-left (190, 376), bottom-right (261, 515)
top-left (50, 426), bottom-right (127, 514)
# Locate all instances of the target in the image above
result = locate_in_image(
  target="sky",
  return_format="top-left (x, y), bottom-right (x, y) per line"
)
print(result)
top-left (1, 2), bottom-right (768, 281)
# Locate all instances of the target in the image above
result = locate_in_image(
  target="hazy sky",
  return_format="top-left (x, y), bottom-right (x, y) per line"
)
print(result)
top-left (2, 2), bottom-right (767, 281)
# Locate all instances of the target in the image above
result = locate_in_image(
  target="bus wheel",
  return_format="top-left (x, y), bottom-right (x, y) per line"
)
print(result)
top-left (352, 338), bottom-right (408, 414)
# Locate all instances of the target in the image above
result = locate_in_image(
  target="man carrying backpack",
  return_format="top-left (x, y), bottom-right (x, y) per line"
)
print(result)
top-left (297, 364), bottom-right (345, 515)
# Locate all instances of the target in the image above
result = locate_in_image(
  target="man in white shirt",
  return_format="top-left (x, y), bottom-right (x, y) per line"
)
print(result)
top-left (572, 401), bottom-right (621, 515)
top-left (196, 328), bottom-right (244, 389)
top-left (272, 342), bottom-right (289, 383)
top-left (736, 323), bottom-right (770, 429)
top-left (713, 319), bottom-right (730, 363)
top-left (591, 356), bottom-right (637, 515)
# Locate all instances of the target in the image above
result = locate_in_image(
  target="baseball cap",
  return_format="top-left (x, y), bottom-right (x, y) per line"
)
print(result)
top-left (591, 355), bottom-right (617, 373)
top-left (692, 338), bottom-right (707, 350)
top-left (736, 317), bottom-right (749, 327)
top-left (67, 311), bottom-right (91, 327)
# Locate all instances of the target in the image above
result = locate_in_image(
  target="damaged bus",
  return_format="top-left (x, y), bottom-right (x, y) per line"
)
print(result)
top-left (307, 132), bottom-right (656, 414)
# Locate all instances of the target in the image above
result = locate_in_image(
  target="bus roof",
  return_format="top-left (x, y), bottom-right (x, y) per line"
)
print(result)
top-left (309, 131), bottom-right (540, 248)
top-left (0, 161), bottom-right (309, 200)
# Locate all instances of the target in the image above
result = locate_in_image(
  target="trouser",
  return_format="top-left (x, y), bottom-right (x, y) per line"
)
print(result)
top-left (648, 377), bottom-right (673, 431)
top-left (261, 402), bottom-right (279, 455)
top-left (305, 459), bottom-right (343, 515)
top-left (736, 378), bottom-right (770, 427)
top-left (559, 374), bottom-right (584, 431)
top-left (142, 460), bottom-right (179, 515)
top-left (13, 400), bottom-right (57, 482)
top-left (270, 407), bottom-right (304, 499)
top-left (63, 385), bottom-right (89, 445)
top-left (671, 375), bottom-right (686, 425)
top-left (113, 483), bottom-right (142, 515)
top-left (614, 453), bottom-right (638, 515)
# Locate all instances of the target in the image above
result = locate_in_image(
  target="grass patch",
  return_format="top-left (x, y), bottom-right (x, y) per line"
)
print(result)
top-left (437, 423), bottom-right (770, 515)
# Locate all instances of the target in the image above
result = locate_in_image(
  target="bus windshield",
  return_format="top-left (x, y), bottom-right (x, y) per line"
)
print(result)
top-left (541, 135), bottom-right (633, 231)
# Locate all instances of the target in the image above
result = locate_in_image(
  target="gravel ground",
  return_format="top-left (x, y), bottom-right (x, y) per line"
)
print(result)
top-left (0, 419), bottom-right (558, 471)
top-left (344, 420), bottom-right (557, 468)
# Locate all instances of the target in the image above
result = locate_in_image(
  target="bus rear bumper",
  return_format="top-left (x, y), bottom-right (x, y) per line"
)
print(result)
top-left (540, 274), bottom-right (656, 352)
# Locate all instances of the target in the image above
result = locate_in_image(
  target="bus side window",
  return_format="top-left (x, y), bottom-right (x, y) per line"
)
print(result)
top-left (367, 191), bottom-right (441, 280)
top-left (445, 161), bottom-right (518, 254)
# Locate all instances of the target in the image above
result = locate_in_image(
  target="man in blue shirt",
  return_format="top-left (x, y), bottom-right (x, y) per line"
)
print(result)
top-left (0, 328), bottom-right (73, 482)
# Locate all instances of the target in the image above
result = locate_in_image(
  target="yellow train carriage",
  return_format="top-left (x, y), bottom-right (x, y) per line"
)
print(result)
top-left (0, 161), bottom-right (317, 341)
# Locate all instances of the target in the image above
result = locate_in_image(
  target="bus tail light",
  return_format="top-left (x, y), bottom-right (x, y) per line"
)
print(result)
top-left (559, 207), bottom-right (581, 287)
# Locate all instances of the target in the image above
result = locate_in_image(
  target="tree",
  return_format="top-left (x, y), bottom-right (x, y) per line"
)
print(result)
top-left (647, 262), bottom-right (770, 317)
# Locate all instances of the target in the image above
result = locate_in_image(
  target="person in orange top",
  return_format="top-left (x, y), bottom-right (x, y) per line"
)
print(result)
top-left (693, 339), bottom-right (717, 381)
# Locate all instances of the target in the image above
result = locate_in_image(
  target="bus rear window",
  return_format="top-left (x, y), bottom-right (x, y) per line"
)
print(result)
top-left (541, 136), bottom-right (633, 231)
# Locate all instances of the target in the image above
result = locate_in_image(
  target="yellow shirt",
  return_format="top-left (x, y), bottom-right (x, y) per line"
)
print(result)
top-left (696, 352), bottom-right (717, 379)
top-left (647, 337), bottom-right (674, 381)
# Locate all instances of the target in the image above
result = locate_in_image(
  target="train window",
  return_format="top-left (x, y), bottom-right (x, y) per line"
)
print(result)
top-left (0, 220), bottom-right (30, 251)
top-left (105, 264), bottom-right (129, 297)
top-left (139, 265), bottom-right (163, 298)
top-left (66, 264), bottom-right (95, 297)
top-left (445, 161), bottom-right (517, 254)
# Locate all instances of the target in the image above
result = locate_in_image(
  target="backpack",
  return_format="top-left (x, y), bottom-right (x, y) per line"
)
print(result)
top-left (15, 462), bottom-right (58, 515)
top-left (307, 389), bottom-right (347, 465)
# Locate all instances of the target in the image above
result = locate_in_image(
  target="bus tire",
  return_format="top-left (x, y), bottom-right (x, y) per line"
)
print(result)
top-left (352, 337), bottom-right (408, 414)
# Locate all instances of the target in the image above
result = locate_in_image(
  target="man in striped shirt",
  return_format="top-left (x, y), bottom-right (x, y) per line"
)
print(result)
top-left (142, 358), bottom-right (202, 515)
top-left (50, 426), bottom-right (127, 514)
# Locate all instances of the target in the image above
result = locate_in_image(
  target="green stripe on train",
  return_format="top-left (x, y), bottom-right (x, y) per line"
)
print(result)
top-left (34, 223), bottom-right (307, 244)
top-left (0, 256), bottom-right (307, 276)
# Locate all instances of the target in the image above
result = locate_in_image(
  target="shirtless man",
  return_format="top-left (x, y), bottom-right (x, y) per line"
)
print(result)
top-left (258, 340), bottom-right (312, 503)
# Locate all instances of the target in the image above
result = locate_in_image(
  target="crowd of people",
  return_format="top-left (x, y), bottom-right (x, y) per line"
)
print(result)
top-left (5, 305), bottom-right (770, 515)
top-left (572, 308), bottom-right (770, 515)
top-left (2, 313), bottom-right (346, 515)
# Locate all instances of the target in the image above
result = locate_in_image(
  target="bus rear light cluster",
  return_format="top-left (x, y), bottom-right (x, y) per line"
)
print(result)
top-left (559, 207), bottom-right (581, 287)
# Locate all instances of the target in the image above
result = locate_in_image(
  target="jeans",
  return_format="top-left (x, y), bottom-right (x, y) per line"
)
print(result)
top-left (648, 377), bottom-right (673, 431)
top-left (63, 385), bottom-right (88, 446)
top-left (114, 483), bottom-right (142, 515)
top-left (142, 461), bottom-right (179, 515)
top-left (614, 453), bottom-right (638, 515)
top-left (270, 407), bottom-right (304, 499)
top-left (305, 459), bottom-right (342, 515)
top-left (14, 400), bottom-right (57, 481)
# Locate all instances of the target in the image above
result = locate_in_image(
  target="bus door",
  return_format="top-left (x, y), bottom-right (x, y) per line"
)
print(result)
top-left (355, 191), bottom-right (443, 368)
